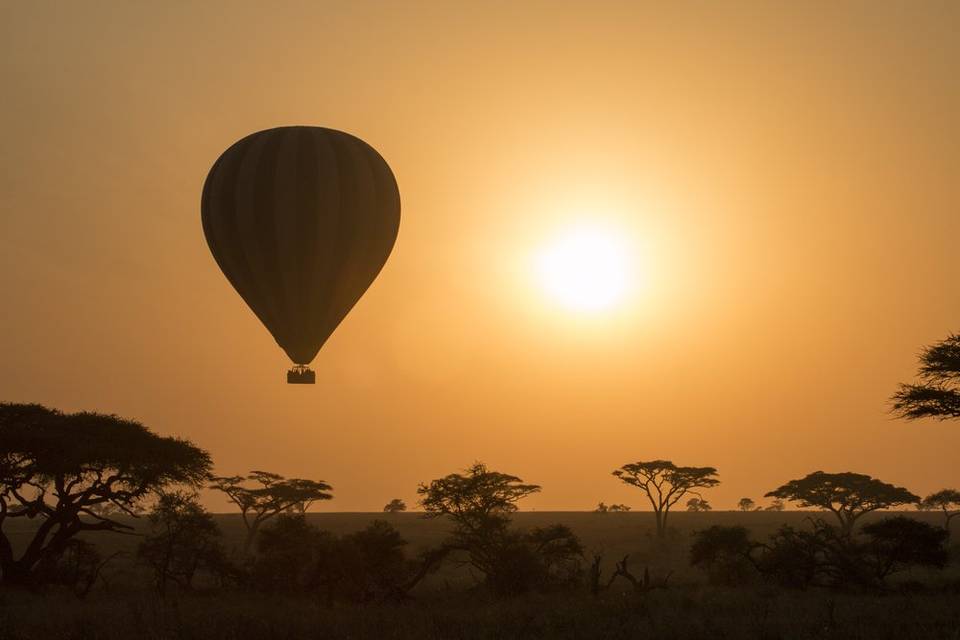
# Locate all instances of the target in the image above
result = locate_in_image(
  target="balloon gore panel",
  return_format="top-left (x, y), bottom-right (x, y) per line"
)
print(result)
top-left (201, 127), bottom-right (401, 365)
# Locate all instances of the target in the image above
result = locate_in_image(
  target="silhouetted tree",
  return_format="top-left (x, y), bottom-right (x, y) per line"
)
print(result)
top-left (418, 462), bottom-right (540, 542)
top-left (892, 333), bottom-right (960, 420)
top-left (919, 489), bottom-right (960, 534)
top-left (0, 403), bottom-right (211, 586)
top-left (418, 462), bottom-right (582, 596)
top-left (595, 501), bottom-right (608, 513)
top-left (612, 460), bottom-right (719, 538)
top-left (383, 498), bottom-right (407, 513)
top-left (138, 491), bottom-right (229, 595)
top-left (765, 471), bottom-right (918, 535)
top-left (686, 497), bottom-right (712, 512)
top-left (764, 498), bottom-right (786, 511)
top-left (737, 498), bottom-right (756, 512)
top-left (209, 471), bottom-right (332, 554)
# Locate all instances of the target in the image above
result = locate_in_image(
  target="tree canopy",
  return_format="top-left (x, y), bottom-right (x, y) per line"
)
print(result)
top-left (0, 403), bottom-right (211, 585)
top-left (765, 471), bottom-right (918, 534)
top-left (612, 460), bottom-right (719, 537)
top-left (417, 462), bottom-right (540, 534)
top-left (892, 333), bottom-right (960, 420)
top-left (210, 470), bottom-right (333, 553)
top-left (919, 489), bottom-right (960, 533)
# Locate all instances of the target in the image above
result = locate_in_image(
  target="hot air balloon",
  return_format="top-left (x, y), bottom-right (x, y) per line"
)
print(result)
top-left (201, 126), bottom-right (400, 384)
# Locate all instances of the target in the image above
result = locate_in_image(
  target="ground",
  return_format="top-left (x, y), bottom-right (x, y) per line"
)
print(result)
top-left (1, 512), bottom-right (958, 639)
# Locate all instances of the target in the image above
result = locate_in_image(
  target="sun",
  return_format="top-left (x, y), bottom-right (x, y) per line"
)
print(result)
top-left (534, 223), bottom-right (634, 312)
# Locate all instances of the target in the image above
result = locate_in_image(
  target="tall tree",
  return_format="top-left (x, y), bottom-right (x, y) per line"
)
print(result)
top-left (892, 333), bottom-right (960, 420)
top-left (765, 471), bottom-right (918, 535)
top-left (919, 489), bottom-right (960, 534)
top-left (210, 471), bottom-right (332, 553)
top-left (612, 460), bottom-right (720, 538)
top-left (737, 498), bottom-right (756, 512)
top-left (0, 403), bottom-right (211, 585)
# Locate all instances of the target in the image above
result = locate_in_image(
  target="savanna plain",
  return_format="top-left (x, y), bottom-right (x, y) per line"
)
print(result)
top-left (2, 511), bottom-right (959, 640)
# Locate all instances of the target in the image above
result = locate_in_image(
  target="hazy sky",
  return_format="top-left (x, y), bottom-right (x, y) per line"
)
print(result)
top-left (3, 1), bottom-right (960, 512)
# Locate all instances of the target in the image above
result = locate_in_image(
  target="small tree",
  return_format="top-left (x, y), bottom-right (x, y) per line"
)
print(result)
top-left (919, 489), bottom-right (960, 534)
top-left (418, 462), bottom-right (582, 595)
top-left (138, 491), bottom-right (229, 595)
top-left (383, 498), bottom-right (407, 513)
top-left (612, 460), bottom-right (719, 538)
top-left (0, 404), bottom-right (211, 586)
top-left (765, 471), bottom-right (918, 535)
top-left (210, 471), bottom-right (332, 554)
top-left (595, 501), bottom-right (609, 513)
top-left (686, 497), bottom-right (712, 512)
top-left (737, 498), bottom-right (756, 512)
top-left (892, 334), bottom-right (960, 420)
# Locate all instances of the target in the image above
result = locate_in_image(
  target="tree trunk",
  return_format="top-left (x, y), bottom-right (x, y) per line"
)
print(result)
top-left (654, 510), bottom-right (665, 538)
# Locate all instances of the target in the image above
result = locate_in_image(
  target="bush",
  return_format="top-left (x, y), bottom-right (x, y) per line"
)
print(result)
top-left (690, 526), bottom-right (756, 586)
top-left (138, 491), bottom-right (231, 595)
top-left (33, 539), bottom-right (106, 597)
top-left (253, 516), bottom-right (445, 603)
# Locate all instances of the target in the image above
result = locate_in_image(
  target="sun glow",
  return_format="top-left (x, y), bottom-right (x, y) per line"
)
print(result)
top-left (534, 223), bottom-right (635, 313)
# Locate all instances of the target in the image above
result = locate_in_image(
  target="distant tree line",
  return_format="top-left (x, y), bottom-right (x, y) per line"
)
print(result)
top-left (1, 402), bottom-right (958, 599)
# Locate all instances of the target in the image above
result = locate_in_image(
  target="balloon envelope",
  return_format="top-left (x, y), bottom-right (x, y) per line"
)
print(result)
top-left (201, 126), bottom-right (400, 366)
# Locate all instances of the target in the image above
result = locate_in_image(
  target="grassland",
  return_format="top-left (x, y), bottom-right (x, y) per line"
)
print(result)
top-left (2, 511), bottom-right (958, 639)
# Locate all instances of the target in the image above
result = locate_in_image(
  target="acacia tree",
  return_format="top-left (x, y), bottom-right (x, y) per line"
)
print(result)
top-left (738, 498), bottom-right (756, 512)
top-left (892, 334), bottom-right (960, 420)
top-left (919, 489), bottom-right (960, 534)
top-left (612, 460), bottom-right (720, 538)
top-left (686, 497), bottom-right (712, 512)
top-left (210, 471), bottom-right (332, 554)
top-left (418, 462), bottom-right (540, 543)
top-left (418, 462), bottom-right (583, 594)
top-left (765, 471), bottom-right (918, 535)
top-left (383, 499), bottom-right (407, 513)
top-left (0, 403), bottom-right (211, 585)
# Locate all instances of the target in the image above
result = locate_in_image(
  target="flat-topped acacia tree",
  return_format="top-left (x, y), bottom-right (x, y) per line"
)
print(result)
top-left (0, 403), bottom-right (211, 586)
top-left (892, 333), bottom-right (960, 420)
top-left (612, 460), bottom-right (720, 538)
top-left (210, 471), bottom-right (332, 554)
top-left (765, 471), bottom-right (919, 535)
top-left (920, 489), bottom-right (960, 534)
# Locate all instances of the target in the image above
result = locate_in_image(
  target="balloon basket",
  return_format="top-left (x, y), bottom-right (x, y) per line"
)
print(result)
top-left (287, 365), bottom-right (315, 385)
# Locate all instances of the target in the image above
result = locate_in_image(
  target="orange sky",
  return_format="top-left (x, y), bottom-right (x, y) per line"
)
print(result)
top-left (3, 2), bottom-right (960, 512)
